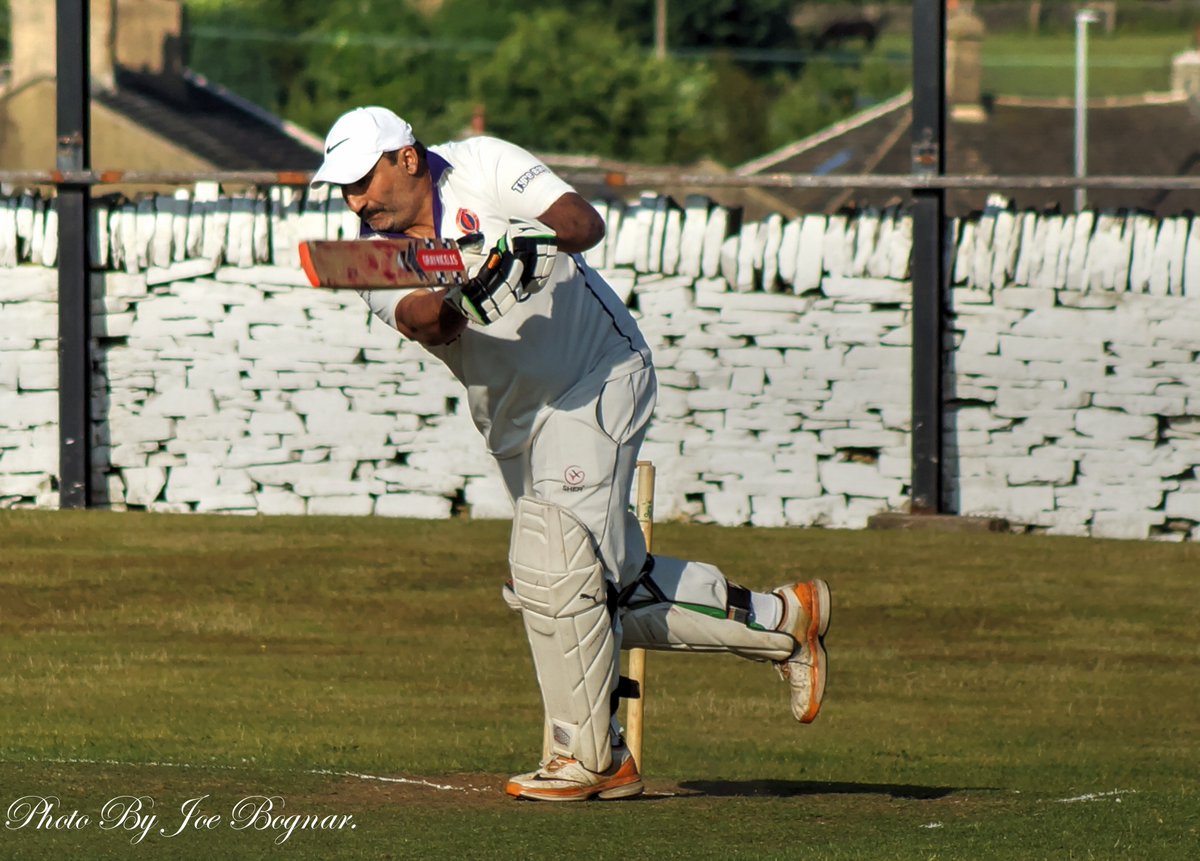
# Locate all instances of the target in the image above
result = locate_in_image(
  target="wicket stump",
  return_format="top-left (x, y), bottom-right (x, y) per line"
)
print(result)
top-left (626, 459), bottom-right (655, 771)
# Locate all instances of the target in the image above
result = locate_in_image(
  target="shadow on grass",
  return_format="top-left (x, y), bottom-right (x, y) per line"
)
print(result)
top-left (676, 779), bottom-right (985, 799)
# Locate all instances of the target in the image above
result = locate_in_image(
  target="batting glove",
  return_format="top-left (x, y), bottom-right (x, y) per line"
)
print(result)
top-left (443, 246), bottom-right (527, 325)
top-left (498, 219), bottom-right (557, 293)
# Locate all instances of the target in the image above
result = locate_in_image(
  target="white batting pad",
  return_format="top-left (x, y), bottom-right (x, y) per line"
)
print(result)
top-left (509, 496), bottom-right (618, 773)
top-left (621, 557), bottom-right (795, 662)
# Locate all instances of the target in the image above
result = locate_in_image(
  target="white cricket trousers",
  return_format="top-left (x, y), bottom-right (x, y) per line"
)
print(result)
top-left (498, 364), bottom-right (657, 589)
top-left (498, 364), bottom-right (796, 668)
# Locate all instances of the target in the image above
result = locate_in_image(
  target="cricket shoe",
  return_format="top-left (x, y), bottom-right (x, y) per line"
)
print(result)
top-left (505, 744), bottom-right (643, 801)
top-left (773, 579), bottom-right (831, 723)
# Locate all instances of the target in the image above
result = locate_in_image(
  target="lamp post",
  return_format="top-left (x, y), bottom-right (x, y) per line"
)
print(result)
top-left (1075, 9), bottom-right (1101, 212)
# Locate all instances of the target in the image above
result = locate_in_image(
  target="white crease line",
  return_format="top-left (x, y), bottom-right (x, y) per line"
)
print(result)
top-left (310, 768), bottom-right (489, 793)
top-left (16, 757), bottom-right (491, 794)
top-left (1055, 789), bottom-right (1137, 803)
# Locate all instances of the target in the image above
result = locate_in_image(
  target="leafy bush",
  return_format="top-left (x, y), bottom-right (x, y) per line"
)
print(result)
top-left (182, 0), bottom-right (909, 166)
top-left (767, 56), bottom-right (908, 153)
top-left (469, 9), bottom-right (715, 164)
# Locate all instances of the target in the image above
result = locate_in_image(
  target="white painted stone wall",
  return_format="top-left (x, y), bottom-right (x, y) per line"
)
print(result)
top-left (1, 188), bottom-right (1198, 540)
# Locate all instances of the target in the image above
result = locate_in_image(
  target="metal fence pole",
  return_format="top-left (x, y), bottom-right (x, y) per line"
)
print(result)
top-left (56, 0), bottom-right (93, 509)
top-left (910, 0), bottom-right (946, 514)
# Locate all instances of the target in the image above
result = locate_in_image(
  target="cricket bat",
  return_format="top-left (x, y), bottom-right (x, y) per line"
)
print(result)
top-left (298, 237), bottom-right (470, 289)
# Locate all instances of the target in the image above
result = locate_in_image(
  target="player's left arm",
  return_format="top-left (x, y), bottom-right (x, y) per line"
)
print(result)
top-left (536, 192), bottom-right (605, 254)
top-left (440, 139), bottom-right (609, 325)
top-left (477, 137), bottom-right (603, 253)
top-left (395, 289), bottom-right (468, 345)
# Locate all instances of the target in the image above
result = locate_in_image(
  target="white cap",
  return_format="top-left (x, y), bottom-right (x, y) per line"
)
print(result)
top-left (310, 106), bottom-right (417, 187)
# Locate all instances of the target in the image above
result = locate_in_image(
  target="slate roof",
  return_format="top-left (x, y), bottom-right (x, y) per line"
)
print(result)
top-left (94, 69), bottom-right (322, 171)
top-left (738, 90), bottom-right (1200, 217)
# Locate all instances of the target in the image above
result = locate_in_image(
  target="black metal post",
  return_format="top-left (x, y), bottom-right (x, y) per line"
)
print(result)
top-left (57, 0), bottom-right (93, 508)
top-left (910, 0), bottom-right (946, 514)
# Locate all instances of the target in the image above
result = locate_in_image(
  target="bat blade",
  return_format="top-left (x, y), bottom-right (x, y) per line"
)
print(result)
top-left (299, 238), bottom-right (468, 289)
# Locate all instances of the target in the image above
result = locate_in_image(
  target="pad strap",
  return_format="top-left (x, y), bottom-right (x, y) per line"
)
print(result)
top-left (616, 554), bottom-right (665, 607)
top-left (726, 583), bottom-right (753, 625)
top-left (611, 676), bottom-right (641, 716)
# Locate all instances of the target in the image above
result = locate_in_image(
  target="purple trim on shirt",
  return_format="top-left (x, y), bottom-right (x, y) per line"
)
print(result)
top-left (357, 148), bottom-right (453, 239)
top-left (427, 150), bottom-right (451, 237)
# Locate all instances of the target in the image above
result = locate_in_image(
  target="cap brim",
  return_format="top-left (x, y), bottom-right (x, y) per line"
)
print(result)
top-left (310, 151), bottom-right (380, 187)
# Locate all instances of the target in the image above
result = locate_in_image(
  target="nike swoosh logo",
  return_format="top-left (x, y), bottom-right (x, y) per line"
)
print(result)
top-left (325, 137), bottom-right (351, 154)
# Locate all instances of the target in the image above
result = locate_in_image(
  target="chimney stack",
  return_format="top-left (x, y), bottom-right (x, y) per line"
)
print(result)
top-left (8, 0), bottom-right (185, 95)
top-left (114, 0), bottom-right (184, 79)
top-left (10, 0), bottom-right (116, 91)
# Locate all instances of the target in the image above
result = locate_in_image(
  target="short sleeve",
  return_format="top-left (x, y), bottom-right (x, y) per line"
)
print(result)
top-left (357, 287), bottom-right (406, 330)
top-left (471, 137), bottom-right (575, 221)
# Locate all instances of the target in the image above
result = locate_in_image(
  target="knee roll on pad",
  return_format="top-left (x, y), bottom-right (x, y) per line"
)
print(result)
top-left (620, 556), bottom-right (795, 662)
top-left (500, 579), bottom-right (522, 613)
top-left (509, 496), bottom-right (618, 772)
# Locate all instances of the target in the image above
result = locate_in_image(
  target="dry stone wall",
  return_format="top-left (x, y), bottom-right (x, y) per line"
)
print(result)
top-left (1, 187), bottom-right (1198, 540)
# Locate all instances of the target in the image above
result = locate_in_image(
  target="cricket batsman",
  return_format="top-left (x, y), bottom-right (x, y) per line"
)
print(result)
top-left (310, 106), bottom-right (831, 801)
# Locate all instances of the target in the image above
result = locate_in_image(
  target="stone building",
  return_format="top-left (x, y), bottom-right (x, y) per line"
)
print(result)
top-left (0, 0), bottom-right (321, 174)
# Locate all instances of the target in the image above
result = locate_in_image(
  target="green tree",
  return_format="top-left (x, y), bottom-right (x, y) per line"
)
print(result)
top-left (278, 1), bottom-right (472, 141)
top-left (188, 1), bottom-right (475, 142)
top-left (767, 56), bottom-right (908, 151)
top-left (430, 0), bottom-right (557, 44)
top-left (700, 56), bottom-right (773, 166)
top-left (468, 9), bottom-right (714, 164)
top-left (180, 1), bottom-right (907, 166)
top-left (662, 0), bottom-right (800, 54)
top-left (187, 0), bottom-right (326, 112)
top-left (566, 0), bottom-right (801, 56)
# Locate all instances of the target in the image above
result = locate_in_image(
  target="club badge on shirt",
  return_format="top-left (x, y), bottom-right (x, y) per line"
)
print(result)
top-left (457, 208), bottom-right (480, 233)
top-left (562, 466), bottom-right (586, 492)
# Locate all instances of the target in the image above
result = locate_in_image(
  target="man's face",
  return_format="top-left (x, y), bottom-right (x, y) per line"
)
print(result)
top-left (341, 147), bottom-right (426, 235)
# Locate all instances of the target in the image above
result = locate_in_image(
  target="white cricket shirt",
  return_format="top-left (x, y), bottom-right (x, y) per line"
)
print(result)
top-left (361, 136), bottom-right (651, 458)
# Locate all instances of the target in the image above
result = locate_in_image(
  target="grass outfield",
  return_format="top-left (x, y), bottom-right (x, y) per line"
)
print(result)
top-left (875, 31), bottom-right (1191, 97)
top-left (1, 509), bottom-right (1197, 859)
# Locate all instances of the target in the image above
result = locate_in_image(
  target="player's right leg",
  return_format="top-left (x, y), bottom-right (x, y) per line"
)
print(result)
top-left (618, 557), bottom-right (831, 724)
top-left (504, 496), bottom-right (644, 802)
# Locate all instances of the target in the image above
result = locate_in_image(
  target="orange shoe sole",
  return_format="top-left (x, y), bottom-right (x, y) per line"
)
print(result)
top-left (505, 757), bottom-right (644, 802)
top-left (795, 578), bottom-right (830, 723)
